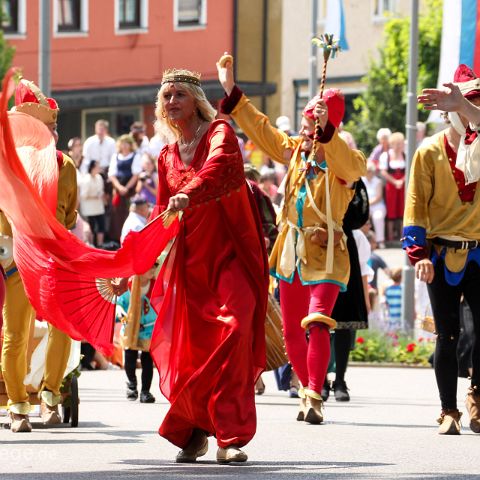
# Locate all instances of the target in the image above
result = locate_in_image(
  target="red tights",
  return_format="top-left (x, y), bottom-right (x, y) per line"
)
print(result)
top-left (279, 274), bottom-right (340, 395)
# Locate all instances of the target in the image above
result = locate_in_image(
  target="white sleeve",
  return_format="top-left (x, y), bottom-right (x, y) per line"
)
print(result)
top-left (78, 177), bottom-right (89, 200)
top-left (82, 137), bottom-right (91, 159)
top-left (378, 151), bottom-right (388, 171)
top-left (81, 138), bottom-right (92, 174)
top-left (131, 153), bottom-right (143, 175)
top-left (353, 229), bottom-right (374, 280)
top-left (108, 137), bottom-right (117, 158)
top-left (108, 154), bottom-right (118, 177)
top-left (96, 175), bottom-right (105, 195)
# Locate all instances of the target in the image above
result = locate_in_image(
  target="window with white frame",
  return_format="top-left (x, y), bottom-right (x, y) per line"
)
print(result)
top-left (54, 0), bottom-right (88, 35)
top-left (373, 0), bottom-right (396, 20)
top-left (176, 0), bottom-right (206, 28)
top-left (116, 0), bottom-right (148, 32)
top-left (2, 0), bottom-right (25, 34)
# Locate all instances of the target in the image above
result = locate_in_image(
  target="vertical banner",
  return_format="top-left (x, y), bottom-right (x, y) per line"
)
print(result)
top-left (430, 0), bottom-right (479, 122)
top-left (324, 0), bottom-right (349, 51)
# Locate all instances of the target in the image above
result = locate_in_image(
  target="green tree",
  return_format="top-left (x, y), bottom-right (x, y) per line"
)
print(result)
top-left (345, 0), bottom-right (443, 153)
top-left (0, 0), bottom-right (16, 83)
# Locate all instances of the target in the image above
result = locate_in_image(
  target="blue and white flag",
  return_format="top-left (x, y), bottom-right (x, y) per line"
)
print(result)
top-left (437, 0), bottom-right (480, 89)
top-left (324, 0), bottom-right (349, 51)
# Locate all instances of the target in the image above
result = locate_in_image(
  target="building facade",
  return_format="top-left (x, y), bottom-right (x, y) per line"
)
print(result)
top-left (3, 0), bottom-right (412, 146)
top-left (3, 0), bottom-right (240, 148)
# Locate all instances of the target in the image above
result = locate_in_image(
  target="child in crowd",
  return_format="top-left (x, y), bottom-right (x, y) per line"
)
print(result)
top-left (383, 268), bottom-right (402, 331)
top-left (367, 230), bottom-right (391, 292)
top-left (116, 264), bottom-right (158, 403)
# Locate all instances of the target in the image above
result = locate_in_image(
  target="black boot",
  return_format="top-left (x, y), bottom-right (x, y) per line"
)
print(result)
top-left (140, 391), bottom-right (155, 403)
top-left (321, 379), bottom-right (331, 402)
top-left (126, 381), bottom-right (138, 401)
top-left (332, 380), bottom-right (350, 402)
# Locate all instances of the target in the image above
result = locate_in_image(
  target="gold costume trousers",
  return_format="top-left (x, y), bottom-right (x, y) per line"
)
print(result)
top-left (1, 271), bottom-right (71, 412)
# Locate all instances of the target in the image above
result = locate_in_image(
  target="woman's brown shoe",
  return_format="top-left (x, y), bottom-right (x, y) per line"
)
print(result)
top-left (465, 387), bottom-right (480, 433)
top-left (175, 429), bottom-right (208, 463)
top-left (216, 445), bottom-right (248, 464)
top-left (255, 377), bottom-right (265, 395)
top-left (437, 409), bottom-right (462, 435)
top-left (9, 413), bottom-right (32, 433)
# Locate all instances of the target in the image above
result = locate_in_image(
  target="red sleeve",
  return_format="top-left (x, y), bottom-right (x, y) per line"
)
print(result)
top-left (219, 85), bottom-right (243, 115)
top-left (178, 121), bottom-right (246, 206)
top-left (406, 245), bottom-right (429, 266)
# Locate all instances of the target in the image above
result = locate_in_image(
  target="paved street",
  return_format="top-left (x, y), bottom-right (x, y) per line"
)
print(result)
top-left (1, 365), bottom-right (480, 480)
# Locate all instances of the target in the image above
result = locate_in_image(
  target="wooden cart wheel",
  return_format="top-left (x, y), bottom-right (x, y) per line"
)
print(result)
top-left (62, 375), bottom-right (79, 427)
top-left (62, 403), bottom-right (70, 424)
top-left (69, 375), bottom-right (79, 427)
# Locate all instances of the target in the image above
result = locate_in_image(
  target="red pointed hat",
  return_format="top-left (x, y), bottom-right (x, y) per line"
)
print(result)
top-left (13, 79), bottom-right (59, 124)
top-left (303, 88), bottom-right (345, 128)
top-left (453, 64), bottom-right (480, 99)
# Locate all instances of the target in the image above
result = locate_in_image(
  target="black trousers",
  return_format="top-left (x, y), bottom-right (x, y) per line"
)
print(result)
top-left (334, 329), bottom-right (353, 383)
top-left (124, 349), bottom-right (154, 393)
top-left (427, 259), bottom-right (480, 410)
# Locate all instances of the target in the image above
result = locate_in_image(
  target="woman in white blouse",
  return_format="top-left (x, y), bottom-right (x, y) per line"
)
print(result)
top-left (79, 160), bottom-right (106, 246)
top-left (362, 161), bottom-right (387, 248)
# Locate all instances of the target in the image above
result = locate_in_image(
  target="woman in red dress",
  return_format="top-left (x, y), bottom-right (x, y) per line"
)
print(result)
top-left (379, 131), bottom-right (406, 242)
top-left (149, 69), bottom-right (268, 464)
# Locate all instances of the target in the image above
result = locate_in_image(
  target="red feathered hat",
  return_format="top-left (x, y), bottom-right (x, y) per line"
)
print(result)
top-left (13, 79), bottom-right (59, 124)
top-left (453, 64), bottom-right (480, 100)
top-left (303, 88), bottom-right (345, 128)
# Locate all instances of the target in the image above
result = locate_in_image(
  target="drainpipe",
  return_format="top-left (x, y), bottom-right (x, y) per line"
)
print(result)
top-left (233, 0), bottom-right (238, 80)
top-left (261, 0), bottom-right (268, 112)
top-left (39, 0), bottom-right (51, 95)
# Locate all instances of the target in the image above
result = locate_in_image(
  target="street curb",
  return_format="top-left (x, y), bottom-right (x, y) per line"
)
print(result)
top-left (349, 361), bottom-right (432, 369)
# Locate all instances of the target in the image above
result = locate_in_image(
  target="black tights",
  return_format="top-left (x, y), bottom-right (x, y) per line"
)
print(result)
top-left (334, 329), bottom-right (353, 383)
top-left (124, 349), bottom-right (154, 393)
top-left (428, 259), bottom-right (480, 410)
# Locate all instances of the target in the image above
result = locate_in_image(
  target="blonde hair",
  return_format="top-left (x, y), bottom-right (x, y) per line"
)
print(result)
top-left (389, 132), bottom-right (405, 148)
top-left (116, 134), bottom-right (137, 152)
top-left (155, 70), bottom-right (217, 143)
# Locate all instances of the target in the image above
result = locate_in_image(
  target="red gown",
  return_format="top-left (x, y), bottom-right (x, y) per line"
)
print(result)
top-left (150, 120), bottom-right (268, 449)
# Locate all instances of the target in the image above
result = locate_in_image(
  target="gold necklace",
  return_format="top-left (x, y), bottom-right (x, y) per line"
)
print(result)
top-left (180, 122), bottom-right (203, 153)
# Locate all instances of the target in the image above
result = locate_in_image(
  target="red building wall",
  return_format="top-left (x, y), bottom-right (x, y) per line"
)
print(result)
top-left (9, 0), bottom-right (233, 91)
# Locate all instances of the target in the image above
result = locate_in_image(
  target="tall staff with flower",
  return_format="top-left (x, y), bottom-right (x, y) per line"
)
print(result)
top-left (217, 37), bottom-right (366, 425)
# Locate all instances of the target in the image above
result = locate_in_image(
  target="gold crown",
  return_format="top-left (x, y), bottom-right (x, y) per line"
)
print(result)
top-left (161, 68), bottom-right (201, 87)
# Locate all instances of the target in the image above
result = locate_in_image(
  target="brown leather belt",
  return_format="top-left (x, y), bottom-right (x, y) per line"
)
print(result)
top-left (432, 237), bottom-right (479, 250)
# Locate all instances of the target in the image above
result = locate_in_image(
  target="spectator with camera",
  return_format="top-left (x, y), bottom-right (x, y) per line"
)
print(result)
top-left (135, 154), bottom-right (158, 205)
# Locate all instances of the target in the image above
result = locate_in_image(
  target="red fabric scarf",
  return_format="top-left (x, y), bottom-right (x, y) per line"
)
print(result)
top-left (0, 69), bottom-right (178, 354)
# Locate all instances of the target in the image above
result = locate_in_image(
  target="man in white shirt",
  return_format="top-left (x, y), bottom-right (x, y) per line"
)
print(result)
top-left (82, 119), bottom-right (116, 174)
top-left (130, 121), bottom-right (150, 157)
top-left (120, 195), bottom-right (150, 243)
